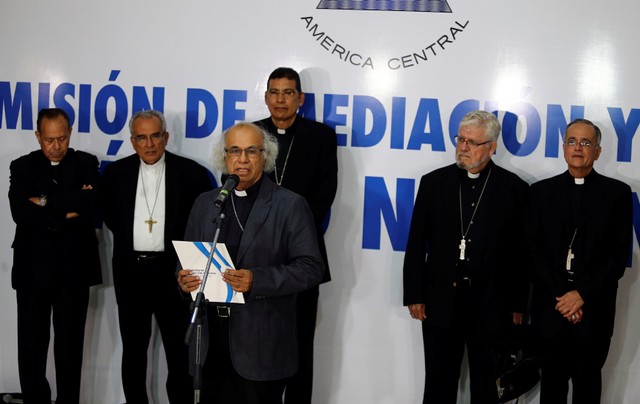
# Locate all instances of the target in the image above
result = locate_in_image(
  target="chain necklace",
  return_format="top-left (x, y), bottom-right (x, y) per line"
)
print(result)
top-left (274, 136), bottom-right (295, 186)
top-left (566, 228), bottom-right (577, 273)
top-left (458, 168), bottom-right (492, 260)
top-left (230, 193), bottom-right (244, 232)
top-left (566, 179), bottom-right (584, 273)
top-left (140, 162), bottom-right (165, 233)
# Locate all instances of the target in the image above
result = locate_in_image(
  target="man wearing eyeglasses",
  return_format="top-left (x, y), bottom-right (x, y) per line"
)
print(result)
top-left (403, 110), bottom-right (529, 403)
top-left (528, 118), bottom-right (632, 404)
top-left (9, 108), bottom-right (102, 403)
top-left (177, 122), bottom-right (324, 403)
top-left (102, 110), bottom-right (212, 403)
top-left (255, 67), bottom-right (338, 404)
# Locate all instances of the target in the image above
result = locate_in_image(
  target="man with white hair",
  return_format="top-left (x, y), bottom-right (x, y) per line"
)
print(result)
top-left (403, 110), bottom-right (529, 403)
top-left (102, 109), bottom-right (212, 403)
top-left (178, 122), bottom-right (324, 403)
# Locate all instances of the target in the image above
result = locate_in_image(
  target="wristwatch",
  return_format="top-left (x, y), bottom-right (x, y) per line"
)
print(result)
top-left (39, 194), bottom-right (47, 207)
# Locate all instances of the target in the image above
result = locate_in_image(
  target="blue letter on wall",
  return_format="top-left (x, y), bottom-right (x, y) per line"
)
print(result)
top-left (363, 176), bottom-right (415, 251)
top-left (185, 88), bottom-right (218, 139)
top-left (0, 82), bottom-right (33, 130)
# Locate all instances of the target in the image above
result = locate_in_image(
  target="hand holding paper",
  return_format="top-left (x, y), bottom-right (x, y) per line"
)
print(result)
top-left (177, 269), bottom-right (201, 292)
top-left (222, 269), bottom-right (253, 293)
top-left (173, 240), bottom-right (245, 304)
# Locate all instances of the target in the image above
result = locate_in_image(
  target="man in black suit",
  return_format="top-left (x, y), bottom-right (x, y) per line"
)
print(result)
top-left (403, 110), bottom-right (529, 403)
top-left (255, 67), bottom-right (338, 404)
top-left (177, 122), bottom-right (325, 403)
top-left (528, 118), bottom-right (632, 404)
top-left (9, 107), bottom-right (102, 403)
top-left (102, 110), bottom-right (212, 403)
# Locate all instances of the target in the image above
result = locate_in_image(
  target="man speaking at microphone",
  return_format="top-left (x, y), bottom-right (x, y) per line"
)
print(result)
top-left (177, 122), bottom-right (324, 404)
top-left (213, 173), bottom-right (240, 207)
top-left (102, 110), bottom-right (212, 403)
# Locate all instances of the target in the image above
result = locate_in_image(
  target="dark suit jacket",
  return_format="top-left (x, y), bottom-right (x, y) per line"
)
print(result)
top-left (256, 116), bottom-right (338, 282)
top-left (9, 149), bottom-right (102, 290)
top-left (403, 161), bottom-right (529, 333)
top-left (184, 177), bottom-right (325, 381)
top-left (102, 151), bottom-right (212, 305)
top-left (528, 170), bottom-right (632, 338)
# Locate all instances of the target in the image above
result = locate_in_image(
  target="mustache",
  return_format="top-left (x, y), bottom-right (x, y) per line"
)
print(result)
top-left (456, 154), bottom-right (490, 170)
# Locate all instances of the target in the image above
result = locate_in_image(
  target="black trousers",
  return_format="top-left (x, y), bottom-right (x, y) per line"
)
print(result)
top-left (540, 321), bottom-right (612, 404)
top-left (283, 284), bottom-right (319, 404)
top-left (116, 255), bottom-right (193, 404)
top-left (199, 306), bottom-right (286, 404)
top-left (421, 284), bottom-right (498, 404)
top-left (17, 284), bottom-right (89, 404)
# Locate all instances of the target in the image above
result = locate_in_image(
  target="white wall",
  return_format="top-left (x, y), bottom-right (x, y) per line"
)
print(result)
top-left (1, 1), bottom-right (639, 402)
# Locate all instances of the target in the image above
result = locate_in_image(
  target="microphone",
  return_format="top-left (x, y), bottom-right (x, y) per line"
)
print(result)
top-left (214, 174), bottom-right (240, 207)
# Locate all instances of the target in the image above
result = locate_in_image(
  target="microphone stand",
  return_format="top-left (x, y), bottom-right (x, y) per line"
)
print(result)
top-left (184, 204), bottom-right (226, 404)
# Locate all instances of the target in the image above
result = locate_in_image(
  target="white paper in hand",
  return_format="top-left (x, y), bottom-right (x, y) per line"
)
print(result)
top-left (172, 240), bottom-right (245, 304)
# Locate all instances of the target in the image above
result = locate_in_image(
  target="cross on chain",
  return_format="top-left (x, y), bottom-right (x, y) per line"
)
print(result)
top-left (459, 238), bottom-right (466, 260)
top-left (566, 248), bottom-right (574, 271)
top-left (145, 216), bottom-right (157, 233)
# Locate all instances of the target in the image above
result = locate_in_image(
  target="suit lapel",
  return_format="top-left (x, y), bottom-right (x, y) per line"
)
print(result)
top-left (580, 171), bottom-right (605, 252)
top-left (122, 156), bottom-right (140, 237)
top-left (163, 152), bottom-right (178, 241)
top-left (286, 118), bottom-right (310, 173)
top-left (236, 177), bottom-right (273, 264)
top-left (553, 173), bottom-right (573, 240)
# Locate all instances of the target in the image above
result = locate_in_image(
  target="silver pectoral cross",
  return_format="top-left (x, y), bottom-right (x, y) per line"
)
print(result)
top-left (145, 216), bottom-right (157, 233)
top-left (459, 238), bottom-right (466, 260)
top-left (566, 248), bottom-right (574, 271)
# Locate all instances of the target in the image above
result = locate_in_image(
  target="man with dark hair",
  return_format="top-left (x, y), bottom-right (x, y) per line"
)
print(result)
top-left (254, 67), bottom-right (338, 404)
top-left (529, 118), bottom-right (632, 404)
top-left (102, 110), bottom-right (212, 403)
top-left (403, 110), bottom-right (529, 403)
top-left (9, 107), bottom-right (102, 403)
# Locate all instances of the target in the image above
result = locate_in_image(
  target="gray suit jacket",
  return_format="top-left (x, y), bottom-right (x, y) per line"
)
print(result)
top-left (184, 176), bottom-right (324, 381)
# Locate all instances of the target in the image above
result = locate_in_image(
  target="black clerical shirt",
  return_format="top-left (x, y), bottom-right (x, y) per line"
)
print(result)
top-left (456, 162), bottom-right (495, 280)
top-left (218, 175), bottom-right (263, 262)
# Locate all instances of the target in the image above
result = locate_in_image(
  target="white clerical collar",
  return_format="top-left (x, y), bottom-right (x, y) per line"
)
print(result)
top-left (234, 189), bottom-right (247, 197)
top-left (574, 177), bottom-right (585, 185)
top-left (467, 171), bottom-right (480, 179)
top-left (277, 128), bottom-right (286, 135)
top-left (50, 161), bottom-right (60, 166)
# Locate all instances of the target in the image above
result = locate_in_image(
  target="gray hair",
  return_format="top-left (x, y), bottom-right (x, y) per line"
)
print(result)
top-left (459, 110), bottom-right (501, 142)
top-left (212, 122), bottom-right (279, 173)
top-left (565, 118), bottom-right (602, 146)
top-left (129, 110), bottom-right (167, 134)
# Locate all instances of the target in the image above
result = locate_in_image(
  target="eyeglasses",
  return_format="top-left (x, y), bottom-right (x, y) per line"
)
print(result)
top-left (131, 132), bottom-right (165, 143)
top-left (564, 138), bottom-right (598, 148)
top-left (266, 89), bottom-right (299, 99)
top-left (454, 136), bottom-right (493, 148)
top-left (225, 147), bottom-right (264, 159)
